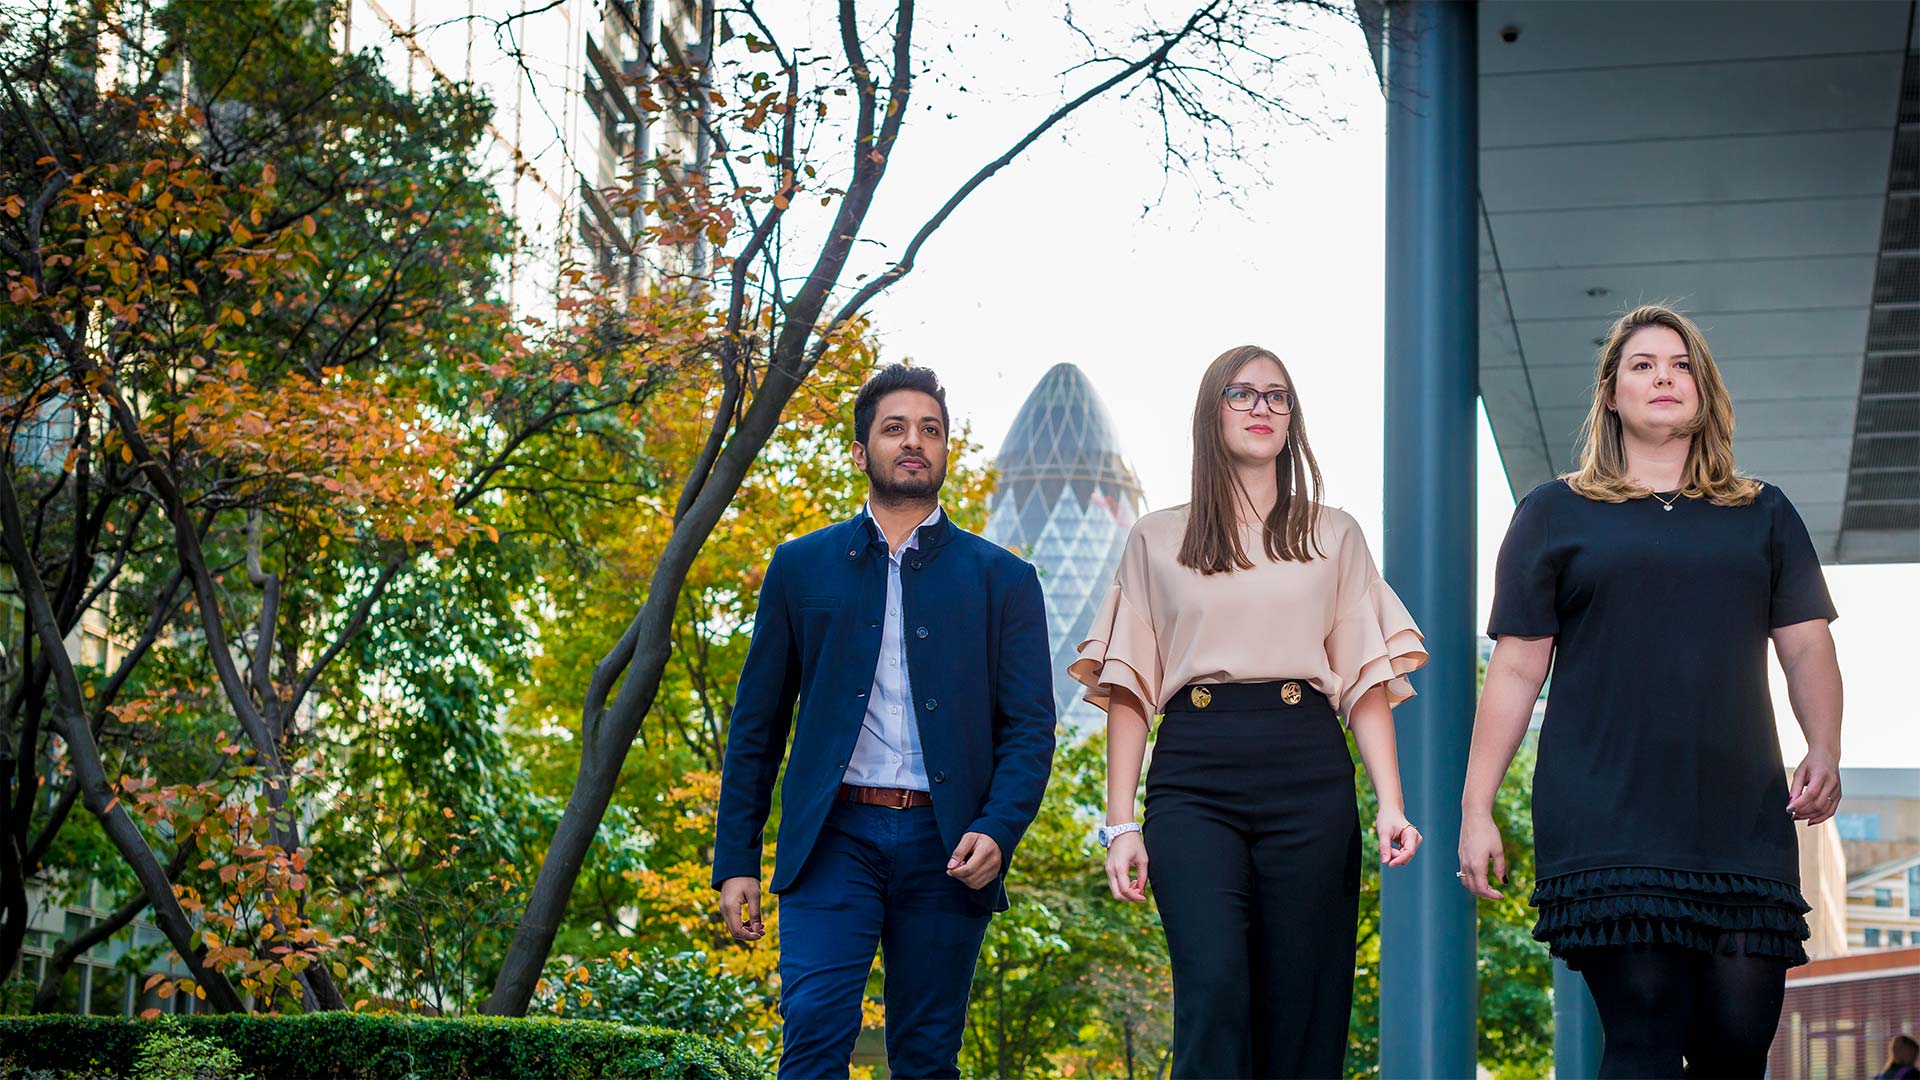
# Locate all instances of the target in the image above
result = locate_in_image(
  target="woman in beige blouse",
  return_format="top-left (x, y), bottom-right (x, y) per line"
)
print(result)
top-left (1072, 344), bottom-right (1428, 1079)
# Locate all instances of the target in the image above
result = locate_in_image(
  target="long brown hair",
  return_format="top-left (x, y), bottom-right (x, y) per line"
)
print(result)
top-left (1178, 345), bottom-right (1326, 574)
top-left (1562, 304), bottom-right (1760, 506)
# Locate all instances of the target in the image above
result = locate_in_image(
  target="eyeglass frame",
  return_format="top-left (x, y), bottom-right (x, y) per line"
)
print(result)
top-left (1221, 384), bottom-right (1296, 415)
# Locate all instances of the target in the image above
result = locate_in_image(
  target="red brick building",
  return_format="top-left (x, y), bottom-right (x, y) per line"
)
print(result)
top-left (1770, 946), bottom-right (1920, 1080)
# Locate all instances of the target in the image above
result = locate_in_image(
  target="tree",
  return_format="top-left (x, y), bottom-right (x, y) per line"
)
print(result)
top-left (485, 0), bottom-right (1353, 1015)
top-left (0, 0), bottom-right (686, 1010)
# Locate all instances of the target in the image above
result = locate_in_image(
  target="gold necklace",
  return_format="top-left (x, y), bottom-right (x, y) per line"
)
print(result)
top-left (1652, 489), bottom-right (1682, 512)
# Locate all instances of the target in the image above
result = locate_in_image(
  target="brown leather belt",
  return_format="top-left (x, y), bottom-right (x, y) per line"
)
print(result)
top-left (837, 783), bottom-right (932, 809)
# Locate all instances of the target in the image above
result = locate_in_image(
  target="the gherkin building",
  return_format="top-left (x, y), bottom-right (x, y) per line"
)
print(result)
top-left (984, 363), bottom-right (1148, 732)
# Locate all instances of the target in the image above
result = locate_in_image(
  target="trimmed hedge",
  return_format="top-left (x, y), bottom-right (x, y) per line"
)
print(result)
top-left (0, 1014), bottom-right (765, 1079)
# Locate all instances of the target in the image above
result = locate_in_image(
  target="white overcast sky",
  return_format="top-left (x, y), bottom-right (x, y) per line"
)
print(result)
top-left (790, 2), bottom-right (1919, 767)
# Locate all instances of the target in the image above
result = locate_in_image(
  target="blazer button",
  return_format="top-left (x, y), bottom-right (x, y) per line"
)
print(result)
top-left (855, 690), bottom-right (868, 698)
top-left (914, 626), bottom-right (928, 639)
top-left (910, 559), bottom-right (922, 571)
top-left (923, 698), bottom-right (937, 712)
top-left (932, 771), bottom-right (947, 784)
top-left (847, 549), bottom-right (857, 559)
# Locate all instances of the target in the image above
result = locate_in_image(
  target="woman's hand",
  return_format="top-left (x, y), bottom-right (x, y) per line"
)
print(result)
top-left (1376, 810), bottom-right (1421, 868)
top-left (1457, 812), bottom-right (1508, 900)
top-left (1788, 748), bottom-right (1842, 826)
top-left (1104, 832), bottom-right (1149, 902)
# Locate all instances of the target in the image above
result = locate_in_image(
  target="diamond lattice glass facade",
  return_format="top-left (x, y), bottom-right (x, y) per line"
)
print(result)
top-left (983, 363), bottom-right (1148, 732)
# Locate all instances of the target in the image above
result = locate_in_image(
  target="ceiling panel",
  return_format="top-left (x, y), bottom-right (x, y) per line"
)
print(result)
top-left (1486, 198), bottom-right (1885, 270)
top-left (1477, 1), bottom-right (1904, 75)
top-left (1483, 131), bottom-right (1895, 213)
top-left (1484, 55), bottom-right (1902, 149)
top-left (1498, 258), bottom-right (1878, 321)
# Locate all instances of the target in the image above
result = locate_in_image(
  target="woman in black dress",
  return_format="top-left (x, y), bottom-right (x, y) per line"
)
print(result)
top-left (1457, 305), bottom-right (1843, 1078)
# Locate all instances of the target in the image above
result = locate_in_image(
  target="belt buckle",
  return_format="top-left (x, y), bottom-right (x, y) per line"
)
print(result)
top-left (1281, 681), bottom-right (1303, 706)
top-left (1189, 686), bottom-right (1211, 709)
top-left (892, 788), bottom-right (913, 810)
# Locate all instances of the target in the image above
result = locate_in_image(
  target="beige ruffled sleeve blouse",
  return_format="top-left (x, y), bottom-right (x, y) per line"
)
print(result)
top-left (1068, 504), bottom-right (1427, 719)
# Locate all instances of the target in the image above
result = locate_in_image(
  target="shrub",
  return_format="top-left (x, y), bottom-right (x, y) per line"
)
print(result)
top-left (131, 1020), bottom-right (244, 1080)
top-left (0, 1014), bottom-right (764, 1079)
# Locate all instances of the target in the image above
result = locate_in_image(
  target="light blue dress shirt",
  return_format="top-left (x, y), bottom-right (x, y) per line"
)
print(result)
top-left (842, 503), bottom-right (942, 791)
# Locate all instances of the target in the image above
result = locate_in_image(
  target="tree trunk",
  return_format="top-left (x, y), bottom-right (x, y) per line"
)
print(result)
top-left (0, 793), bottom-right (27, 982)
top-left (0, 469), bottom-right (245, 1012)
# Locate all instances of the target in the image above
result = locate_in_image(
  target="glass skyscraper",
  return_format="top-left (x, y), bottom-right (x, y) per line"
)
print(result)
top-left (983, 363), bottom-right (1148, 732)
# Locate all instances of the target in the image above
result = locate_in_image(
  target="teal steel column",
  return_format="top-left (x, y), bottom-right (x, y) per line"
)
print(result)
top-left (1554, 959), bottom-right (1604, 1078)
top-left (1380, 2), bottom-right (1478, 1078)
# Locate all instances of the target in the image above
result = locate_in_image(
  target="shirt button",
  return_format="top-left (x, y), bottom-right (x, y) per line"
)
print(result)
top-left (891, 706), bottom-right (900, 714)
top-left (890, 610), bottom-right (898, 618)
top-left (890, 755), bottom-right (901, 764)
top-left (915, 627), bottom-right (928, 639)
top-left (923, 698), bottom-right (938, 712)
top-left (888, 658), bottom-right (897, 667)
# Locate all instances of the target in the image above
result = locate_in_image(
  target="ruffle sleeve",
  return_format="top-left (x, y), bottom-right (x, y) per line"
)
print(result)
top-left (1069, 582), bottom-right (1161, 714)
top-left (1068, 524), bottom-right (1162, 713)
top-left (1326, 523), bottom-right (1427, 718)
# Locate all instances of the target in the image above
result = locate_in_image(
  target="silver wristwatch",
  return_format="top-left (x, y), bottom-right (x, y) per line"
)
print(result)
top-left (1097, 822), bottom-right (1142, 849)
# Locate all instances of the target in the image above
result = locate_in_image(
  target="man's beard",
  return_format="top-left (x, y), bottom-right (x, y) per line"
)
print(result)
top-left (866, 454), bottom-right (946, 505)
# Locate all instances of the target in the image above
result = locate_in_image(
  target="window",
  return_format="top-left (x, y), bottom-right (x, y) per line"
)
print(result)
top-left (1878, 888), bottom-right (1894, 907)
top-left (1892, 930), bottom-right (1907, 947)
top-left (1910, 866), bottom-right (1920, 917)
top-left (1865, 927), bottom-right (1881, 947)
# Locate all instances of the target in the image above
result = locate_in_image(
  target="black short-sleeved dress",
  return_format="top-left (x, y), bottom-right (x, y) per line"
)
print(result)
top-left (1488, 478), bottom-right (1837, 968)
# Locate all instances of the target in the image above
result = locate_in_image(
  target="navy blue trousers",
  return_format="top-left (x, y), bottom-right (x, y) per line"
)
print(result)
top-left (776, 801), bottom-right (991, 1080)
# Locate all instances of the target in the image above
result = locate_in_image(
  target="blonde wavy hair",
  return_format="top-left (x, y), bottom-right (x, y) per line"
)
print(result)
top-left (1562, 304), bottom-right (1760, 506)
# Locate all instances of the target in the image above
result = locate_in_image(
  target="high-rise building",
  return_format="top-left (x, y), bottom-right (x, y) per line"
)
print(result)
top-left (340, 0), bottom-right (707, 304)
top-left (983, 364), bottom-right (1148, 733)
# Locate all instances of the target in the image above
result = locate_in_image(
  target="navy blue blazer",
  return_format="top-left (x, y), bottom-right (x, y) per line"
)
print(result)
top-left (712, 510), bottom-right (1057, 913)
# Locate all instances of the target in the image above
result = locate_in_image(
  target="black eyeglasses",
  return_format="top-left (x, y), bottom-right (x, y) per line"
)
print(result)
top-left (1222, 384), bottom-right (1295, 414)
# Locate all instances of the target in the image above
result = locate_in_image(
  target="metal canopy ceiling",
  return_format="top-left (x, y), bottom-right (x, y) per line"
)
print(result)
top-left (1470, 0), bottom-right (1919, 562)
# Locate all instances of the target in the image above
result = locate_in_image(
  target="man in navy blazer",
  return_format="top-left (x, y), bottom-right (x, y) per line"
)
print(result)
top-left (713, 364), bottom-right (1056, 1080)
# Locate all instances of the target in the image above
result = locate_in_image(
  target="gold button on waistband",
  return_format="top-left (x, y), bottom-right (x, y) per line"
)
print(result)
top-left (1189, 686), bottom-right (1212, 709)
top-left (1281, 681), bottom-right (1303, 705)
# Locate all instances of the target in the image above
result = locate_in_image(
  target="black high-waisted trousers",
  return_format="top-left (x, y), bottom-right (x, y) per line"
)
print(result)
top-left (1145, 680), bottom-right (1362, 1080)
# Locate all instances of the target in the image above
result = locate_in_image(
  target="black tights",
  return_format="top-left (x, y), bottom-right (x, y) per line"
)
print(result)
top-left (1579, 942), bottom-right (1788, 1079)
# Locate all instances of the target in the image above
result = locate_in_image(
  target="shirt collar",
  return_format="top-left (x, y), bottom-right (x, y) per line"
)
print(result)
top-left (861, 502), bottom-right (944, 553)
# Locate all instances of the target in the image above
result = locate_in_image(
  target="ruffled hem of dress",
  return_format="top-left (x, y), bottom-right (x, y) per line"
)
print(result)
top-left (1532, 867), bottom-right (1809, 910)
top-left (1068, 583), bottom-right (1160, 713)
top-left (1531, 867), bottom-right (1810, 968)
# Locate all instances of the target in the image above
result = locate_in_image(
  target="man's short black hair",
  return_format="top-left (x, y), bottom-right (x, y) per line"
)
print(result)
top-left (853, 364), bottom-right (949, 445)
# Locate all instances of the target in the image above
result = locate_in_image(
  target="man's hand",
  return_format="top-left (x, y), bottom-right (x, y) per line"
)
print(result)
top-left (946, 832), bottom-right (1002, 890)
top-left (718, 876), bottom-right (764, 941)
